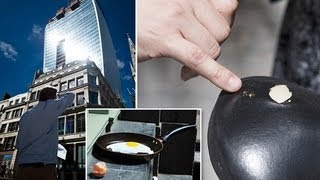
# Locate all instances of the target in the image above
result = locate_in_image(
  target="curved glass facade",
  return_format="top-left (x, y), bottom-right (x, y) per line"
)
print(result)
top-left (43, 0), bottom-right (121, 95)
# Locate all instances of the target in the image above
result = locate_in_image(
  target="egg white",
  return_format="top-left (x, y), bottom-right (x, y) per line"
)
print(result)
top-left (106, 142), bottom-right (154, 154)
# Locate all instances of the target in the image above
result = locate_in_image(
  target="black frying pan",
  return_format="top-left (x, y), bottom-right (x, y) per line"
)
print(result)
top-left (92, 124), bottom-right (196, 164)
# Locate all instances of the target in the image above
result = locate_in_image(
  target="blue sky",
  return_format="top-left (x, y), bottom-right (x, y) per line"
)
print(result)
top-left (0, 0), bottom-right (135, 107)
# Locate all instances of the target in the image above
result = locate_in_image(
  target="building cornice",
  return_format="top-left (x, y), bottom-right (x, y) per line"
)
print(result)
top-left (2, 102), bottom-right (27, 112)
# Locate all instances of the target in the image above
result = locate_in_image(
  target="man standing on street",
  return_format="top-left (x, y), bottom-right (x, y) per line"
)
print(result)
top-left (15, 87), bottom-right (75, 180)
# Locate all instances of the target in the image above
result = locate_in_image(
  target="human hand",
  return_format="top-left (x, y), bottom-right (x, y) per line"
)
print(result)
top-left (137, 0), bottom-right (241, 92)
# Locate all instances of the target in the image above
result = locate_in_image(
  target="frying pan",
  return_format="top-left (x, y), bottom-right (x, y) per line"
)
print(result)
top-left (208, 76), bottom-right (320, 179)
top-left (93, 124), bottom-right (196, 164)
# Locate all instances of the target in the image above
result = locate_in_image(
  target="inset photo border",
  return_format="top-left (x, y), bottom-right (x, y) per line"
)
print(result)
top-left (86, 108), bottom-right (201, 180)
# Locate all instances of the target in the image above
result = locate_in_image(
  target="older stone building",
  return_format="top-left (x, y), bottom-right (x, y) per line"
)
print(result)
top-left (0, 93), bottom-right (27, 178)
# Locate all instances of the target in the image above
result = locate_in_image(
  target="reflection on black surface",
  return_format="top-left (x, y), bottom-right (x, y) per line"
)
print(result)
top-left (240, 145), bottom-right (269, 179)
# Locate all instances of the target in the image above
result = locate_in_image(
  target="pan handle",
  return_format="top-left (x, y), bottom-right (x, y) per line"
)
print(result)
top-left (105, 117), bottom-right (114, 133)
top-left (162, 124), bottom-right (196, 143)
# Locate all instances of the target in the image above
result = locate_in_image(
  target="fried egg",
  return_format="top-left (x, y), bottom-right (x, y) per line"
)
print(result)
top-left (106, 141), bottom-right (154, 154)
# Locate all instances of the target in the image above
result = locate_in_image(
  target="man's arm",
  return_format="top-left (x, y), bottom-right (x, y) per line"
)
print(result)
top-left (54, 92), bottom-right (75, 115)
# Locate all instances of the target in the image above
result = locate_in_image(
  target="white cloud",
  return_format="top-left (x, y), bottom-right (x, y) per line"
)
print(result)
top-left (28, 24), bottom-right (43, 40)
top-left (0, 41), bottom-right (18, 61)
top-left (121, 75), bottom-right (132, 80)
top-left (117, 59), bottom-right (125, 69)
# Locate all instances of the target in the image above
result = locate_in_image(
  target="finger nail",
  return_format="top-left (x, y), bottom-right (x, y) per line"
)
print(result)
top-left (227, 76), bottom-right (242, 91)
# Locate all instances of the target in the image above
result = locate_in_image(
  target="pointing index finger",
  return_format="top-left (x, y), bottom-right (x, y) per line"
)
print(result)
top-left (164, 36), bottom-right (242, 92)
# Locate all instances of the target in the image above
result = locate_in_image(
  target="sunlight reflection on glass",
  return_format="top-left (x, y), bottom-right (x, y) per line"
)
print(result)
top-left (47, 29), bottom-right (64, 45)
top-left (64, 41), bottom-right (89, 61)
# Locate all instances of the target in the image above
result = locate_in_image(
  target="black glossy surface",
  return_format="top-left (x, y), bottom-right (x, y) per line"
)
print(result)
top-left (208, 76), bottom-right (320, 180)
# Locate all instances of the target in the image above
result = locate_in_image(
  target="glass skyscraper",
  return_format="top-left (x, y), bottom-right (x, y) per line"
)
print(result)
top-left (43, 0), bottom-right (121, 95)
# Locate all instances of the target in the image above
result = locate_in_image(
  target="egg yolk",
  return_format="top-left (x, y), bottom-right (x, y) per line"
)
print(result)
top-left (126, 142), bottom-right (139, 148)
